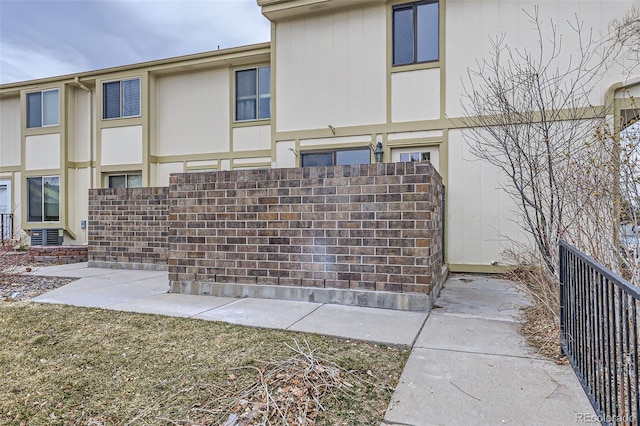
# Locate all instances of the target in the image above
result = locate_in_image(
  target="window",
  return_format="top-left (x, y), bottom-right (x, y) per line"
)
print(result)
top-left (236, 66), bottom-right (270, 121)
top-left (103, 78), bottom-right (141, 119)
top-left (27, 176), bottom-right (59, 222)
top-left (107, 173), bottom-right (142, 188)
top-left (301, 148), bottom-right (371, 167)
top-left (26, 89), bottom-right (59, 128)
top-left (399, 151), bottom-right (430, 162)
top-left (393, 1), bottom-right (439, 66)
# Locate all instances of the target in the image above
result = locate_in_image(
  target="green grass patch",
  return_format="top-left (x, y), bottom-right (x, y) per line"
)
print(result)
top-left (0, 302), bottom-right (409, 425)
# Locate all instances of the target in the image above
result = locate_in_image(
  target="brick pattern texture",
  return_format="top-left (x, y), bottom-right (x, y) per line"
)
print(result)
top-left (27, 246), bottom-right (88, 264)
top-left (88, 187), bottom-right (169, 266)
top-left (168, 162), bottom-right (443, 294)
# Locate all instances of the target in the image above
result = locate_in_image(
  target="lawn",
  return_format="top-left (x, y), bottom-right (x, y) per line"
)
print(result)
top-left (0, 302), bottom-right (409, 425)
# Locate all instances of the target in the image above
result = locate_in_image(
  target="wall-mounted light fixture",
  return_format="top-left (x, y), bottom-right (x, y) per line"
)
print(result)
top-left (328, 124), bottom-right (336, 135)
top-left (288, 147), bottom-right (298, 156)
top-left (374, 141), bottom-right (384, 163)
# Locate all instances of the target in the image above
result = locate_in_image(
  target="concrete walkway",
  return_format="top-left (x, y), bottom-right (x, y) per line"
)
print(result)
top-left (29, 263), bottom-right (427, 346)
top-left (27, 263), bottom-right (595, 425)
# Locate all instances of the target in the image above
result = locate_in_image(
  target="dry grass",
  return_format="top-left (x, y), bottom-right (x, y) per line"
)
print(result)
top-left (506, 265), bottom-right (565, 362)
top-left (0, 302), bottom-right (408, 425)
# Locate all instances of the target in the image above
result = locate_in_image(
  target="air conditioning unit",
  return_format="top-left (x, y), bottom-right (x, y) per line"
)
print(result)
top-left (30, 228), bottom-right (63, 246)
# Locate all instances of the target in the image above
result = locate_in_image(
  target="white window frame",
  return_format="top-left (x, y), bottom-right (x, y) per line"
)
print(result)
top-left (26, 88), bottom-right (59, 128)
top-left (102, 77), bottom-right (141, 120)
top-left (235, 66), bottom-right (271, 122)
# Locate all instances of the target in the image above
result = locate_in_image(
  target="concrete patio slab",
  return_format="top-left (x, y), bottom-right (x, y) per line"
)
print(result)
top-left (384, 347), bottom-right (592, 426)
top-left (382, 274), bottom-right (595, 426)
top-left (21, 263), bottom-right (168, 280)
top-left (415, 314), bottom-right (541, 358)
top-left (433, 286), bottom-right (526, 322)
top-left (107, 293), bottom-right (237, 317)
top-left (192, 298), bottom-right (322, 329)
top-left (33, 278), bottom-right (168, 308)
top-left (19, 264), bottom-right (114, 278)
top-left (443, 274), bottom-right (521, 293)
top-left (289, 303), bottom-right (428, 346)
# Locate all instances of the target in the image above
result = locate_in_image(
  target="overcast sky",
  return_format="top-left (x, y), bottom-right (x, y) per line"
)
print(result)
top-left (0, 0), bottom-right (271, 84)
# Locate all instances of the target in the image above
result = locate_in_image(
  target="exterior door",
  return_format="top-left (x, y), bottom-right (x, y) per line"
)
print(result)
top-left (0, 180), bottom-right (11, 240)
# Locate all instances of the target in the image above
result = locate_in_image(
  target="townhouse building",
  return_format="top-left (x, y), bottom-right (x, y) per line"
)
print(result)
top-left (1, 0), bottom-right (638, 272)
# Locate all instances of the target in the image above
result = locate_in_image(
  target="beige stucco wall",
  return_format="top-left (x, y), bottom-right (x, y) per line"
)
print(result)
top-left (68, 88), bottom-right (93, 163)
top-left (274, 3), bottom-right (386, 132)
top-left (25, 133), bottom-right (60, 171)
top-left (185, 160), bottom-right (218, 171)
top-left (618, 82), bottom-right (640, 98)
top-left (154, 69), bottom-right (230, 156)
top-left (233, 157), bottom-right (271, 169)
top-left (388, 130), bottom-right (443, 140)
top-left (275, 140), bottom-right (296, 168)
top-left (65, 167), bottom-right (90, 244)
top-left (447, 128), bottom-right (528, 267)
top-left (233, 125), bottom-right (271, 151)
top-left (391, 68), bottom-right (440, 123)
top-left (101, 125), bottom-right (142, 165)
top-left (154, 162), bottom-right (184, 186)
top-left (445, 0), bottom-right (638, 118)
top-left (299, 135), bottom-right (372, 147)
top-left (443, 0), bottom-right (638, 268)
top-left (0, 96), bottom-right (21, 167)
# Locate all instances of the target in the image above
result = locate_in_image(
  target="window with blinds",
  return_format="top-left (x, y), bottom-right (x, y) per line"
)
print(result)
top-left (103, 78), bottom-right (141, 119)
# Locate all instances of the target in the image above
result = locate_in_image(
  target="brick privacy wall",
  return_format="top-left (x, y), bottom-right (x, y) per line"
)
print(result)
top-left (88, 187), bottom-right (169, 266)
top-left (27, 246), bottom-right (88, 264)
top-left (169, 162), bottom-right (443, 294)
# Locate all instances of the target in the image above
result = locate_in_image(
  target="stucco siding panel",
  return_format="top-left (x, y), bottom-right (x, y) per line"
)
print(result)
top-left (156, 162), bottom-right (184, 187)
top-left (66, 168), bottom-right (91, 244)
top-left (392, 68), bottom-right (440, 123)
top-left (299, 135), bottom-right (371, 147)
top-left (101, 125), bottom-right (142, 166)
top-left (447, 129), bottom-right (528, 266)
top-left (155, 69), bottom-right (230, 156)
top-left (0, 96), bottom-right (21, 167)
top-left (275, 4), bottom-right (386, 132)
top-left (388, 130), bottom-right (443, 140)
top-left (233, 125), bottom-right (271, 151)
top-left (25, 133), bottom-right (60, 171)
top-left (445, 0), bottom-right (638, 118)
top-left (275, 140), bottom-right (296, 168)
top-left (71, 89), bottom-right (92, 163)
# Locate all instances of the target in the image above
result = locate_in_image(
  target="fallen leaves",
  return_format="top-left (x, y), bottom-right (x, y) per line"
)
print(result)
top-left (193, 340), bottom-right (375, 425)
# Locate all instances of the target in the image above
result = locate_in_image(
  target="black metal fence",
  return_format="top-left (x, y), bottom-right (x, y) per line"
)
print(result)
top-left (0, 213), bottom-right (12, 246)
top-left (559, 240), bottom-right (640, 426)
top-left (441, 184), bottom-right (445, 264)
